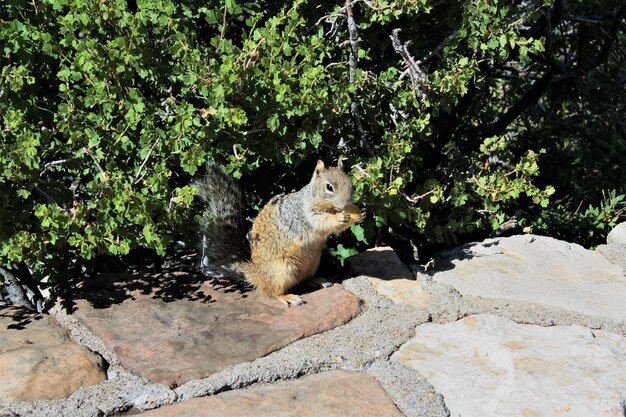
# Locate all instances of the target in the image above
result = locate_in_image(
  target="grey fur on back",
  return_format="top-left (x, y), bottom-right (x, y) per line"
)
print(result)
top-left (192, 162), bottom-right (250, 275)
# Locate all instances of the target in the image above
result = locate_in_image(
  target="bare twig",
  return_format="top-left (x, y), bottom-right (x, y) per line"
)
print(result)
top-left (31, 185), bottom-right (58, 206)
top-left (469, 175), bottom-right (498, 193)
top-left (390, 28), bottom-right (428, 102)
top-left (241, 128), bottom-right (268, 136)
top-left (33, 104), bottom-right (55, 114)
top-left (345, 1), bottom-right (359, 78)
top-left (40, 157), bottom-right (75, 176)
top-left (567, 15), bottom-right (604, 24)
top-left (389, 103), bottom-right (408, 128)
top-left (314, 3), bottom-right (348, 37)
top-left (322, 11), bottom-right (346, 39)
top-left (134, 139), bottom-right (160, 184)
top-left (420, 30), bottom-right (458, 62)
top-left (351, 162), bottom-right (371, 177)
top-left (232, 144), bottom-right (249, 160)
top-left (216, 6), bottom-right (228, 53)
top-left (168, 195), bottom-right (177, 213)
top-left (82, 147), bottom-right (107, 178)
top-left (399, 189), bottom-right (436, 204)
top-left (325, 61), bottom-right (348, 70)
top-left (315, 14), bottom-right (330, 27)
top-left (574, 200), bottom-right (584, 215)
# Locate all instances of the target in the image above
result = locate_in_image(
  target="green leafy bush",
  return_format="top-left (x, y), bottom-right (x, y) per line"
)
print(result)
top-left (1, 0), bottom-right (624, 305)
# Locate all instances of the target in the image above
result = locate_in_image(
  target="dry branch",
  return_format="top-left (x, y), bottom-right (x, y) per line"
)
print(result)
top-left (344, 0), bottom-right (375, 156)
top-left (390, 29), bottom-right (428, 102)
top-left (0, 267), bottom-right (35, 310)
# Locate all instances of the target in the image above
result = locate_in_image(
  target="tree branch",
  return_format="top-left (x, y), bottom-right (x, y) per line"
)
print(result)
top-left (420, 30), bottom-right (458, 63)
top-left (554, 0), bottom-right (626, 82)
top-left (481, 0), bottom-right (626, 138)
top-left (0, 267), bottom-right (35, 310)
top-left (344, 0), bottom-right (375, 157)
top-left (40, 157), bottom-right (75, 176)
top-left (134, 138), bottom-right (160, 185)
top-left (390, 28), bottom-right (428, 102)
top-left (482, 70), bottom-right (553, 138)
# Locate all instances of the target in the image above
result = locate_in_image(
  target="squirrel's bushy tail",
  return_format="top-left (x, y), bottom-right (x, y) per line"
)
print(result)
top-left (192, 162), bottom-right (250, 278)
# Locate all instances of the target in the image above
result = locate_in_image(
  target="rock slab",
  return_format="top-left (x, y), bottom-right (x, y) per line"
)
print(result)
top-left (595, 243), bottom-right (626, 273)
top-left (431, 234), bottom-right (626, 322)
top-left (394, 314), bottom-right (626, 417)
top-left (70, 273), bottom-right (362, 386)
top-left (140, 370), bottom-right (404, 417)
top-left (349, 246), bottom-right (414, 280)
top-left (367, 278), bottom-right (430, 309)
top-left (607, 222), bottom-right (626, 245)
top-left (0, 306), bottom-right (106, 401)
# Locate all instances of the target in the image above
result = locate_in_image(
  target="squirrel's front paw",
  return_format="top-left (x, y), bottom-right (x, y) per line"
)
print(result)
top-left (338, 204), bottom-right (365, 225)
top-left (337, 211), bottom-right (351, 224)
top-left (277, 294), bottom-right (305, 307)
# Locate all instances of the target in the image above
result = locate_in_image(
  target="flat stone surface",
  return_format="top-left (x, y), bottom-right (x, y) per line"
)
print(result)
top-left (430, 234), bottom-right (626, 322)
top-left (349, 246), bottom-right (414, 280)
top-left (393, 314), bottom-right (626, 417)
top-left (596, 243), bottom-right (626, 273)
top-left (69, 272), bottom-right (361, 386)
top-left (368, 278), bottom-right (430, 309)
top-left (607, 222), bottom-right (626, 245)
top-left (140, 370), bottom-right (404, 417)
top-left (0, 306), bottom-right (106, 401)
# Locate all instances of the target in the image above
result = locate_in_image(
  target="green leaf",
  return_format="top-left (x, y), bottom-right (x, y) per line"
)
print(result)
top-left (16, 189), bottom-right (31, 199)
top-left (329, 244), bottom-right (359, 266)
top-left (225, 0), bottom-right (237, 14)
top-left (351, 224), bottom-right (367, 243)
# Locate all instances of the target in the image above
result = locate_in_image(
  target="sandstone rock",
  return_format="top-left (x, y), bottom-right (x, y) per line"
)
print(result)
top-left (607, 222), bottom-right (626, 245)
top-left (349, 246), bottom-right (414, 280)
top-left (393, 315), bottom-right (626, 417)
top-left (368, 278), bottom-right (430, 309)
top-left (595, 243), bottom-right (626, 273)
top-left (0, 306), bottom-right (106, 401)
top-left (430, 234), bottom-right (626, 322)
top-left (70, 273), bottom-right (361, 386)
top-left (141, 370), bottom-right (404, 417)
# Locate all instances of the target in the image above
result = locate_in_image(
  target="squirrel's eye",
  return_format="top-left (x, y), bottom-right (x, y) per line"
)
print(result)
top-left (326, 183), bottom-right (334, 193)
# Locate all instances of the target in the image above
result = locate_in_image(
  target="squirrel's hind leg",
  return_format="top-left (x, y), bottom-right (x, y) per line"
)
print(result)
top-left (246, 261), bottom-right (305, 307)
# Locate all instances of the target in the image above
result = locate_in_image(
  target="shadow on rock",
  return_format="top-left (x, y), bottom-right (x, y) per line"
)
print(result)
top-left (0, 306), bottom-right (43, 330)
top-left (59, 271), bottom-right (251, 313)
top-left (348, 247), bottom-right (416, 280)
top-left (425, 239), bottom-right (501, 275)
top-left (64, 278), bottom-right (362, 386)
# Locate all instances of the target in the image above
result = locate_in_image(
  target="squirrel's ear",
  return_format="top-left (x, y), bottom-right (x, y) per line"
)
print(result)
top-left (315, 160), bottom-right (325, 177)
top-left (337, 157), bottom-right (344, 170)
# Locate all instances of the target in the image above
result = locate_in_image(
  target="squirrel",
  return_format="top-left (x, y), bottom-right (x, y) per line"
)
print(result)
top-left (192, 159), bottom-right (364, 306)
